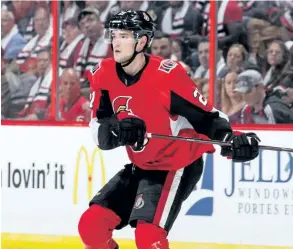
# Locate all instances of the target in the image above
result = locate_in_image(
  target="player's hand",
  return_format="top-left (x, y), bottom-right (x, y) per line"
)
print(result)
top-left (117, 117), bottom-right (146, 150)
top-left (221, 132), bottom-right (260, 162)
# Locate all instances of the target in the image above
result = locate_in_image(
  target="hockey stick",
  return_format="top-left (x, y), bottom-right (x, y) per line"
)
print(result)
top-left (146, 133), bottom-right (293, 153)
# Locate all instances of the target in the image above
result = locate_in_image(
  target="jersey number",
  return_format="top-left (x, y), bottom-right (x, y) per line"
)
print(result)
top-left (89, 91), bottom-right (95, 109)
top-left (193, 89), bottom-right (208, 106)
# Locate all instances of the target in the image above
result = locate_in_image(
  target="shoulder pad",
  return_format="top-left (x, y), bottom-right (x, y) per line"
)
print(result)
top-left (158, 59), bottom-right (178, 74)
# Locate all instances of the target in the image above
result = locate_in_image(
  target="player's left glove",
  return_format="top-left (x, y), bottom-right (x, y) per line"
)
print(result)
top-left (221, 132), bottom-right (260, 162)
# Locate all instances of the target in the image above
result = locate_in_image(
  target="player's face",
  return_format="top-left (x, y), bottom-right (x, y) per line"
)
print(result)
top-left (111, 29), bottom-right (136, 63)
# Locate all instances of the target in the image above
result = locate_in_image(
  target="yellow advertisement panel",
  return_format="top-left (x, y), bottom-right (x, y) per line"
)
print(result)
top-left (73, 146), bottom-right (106, 204)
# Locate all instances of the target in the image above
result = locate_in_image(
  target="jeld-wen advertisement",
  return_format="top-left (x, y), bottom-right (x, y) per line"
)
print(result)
top-left (1, 126), bottom-right (292, 249)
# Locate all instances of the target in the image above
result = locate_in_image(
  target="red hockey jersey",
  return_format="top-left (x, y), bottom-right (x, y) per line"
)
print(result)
top-left (89, 55), bottom-right (232, 170)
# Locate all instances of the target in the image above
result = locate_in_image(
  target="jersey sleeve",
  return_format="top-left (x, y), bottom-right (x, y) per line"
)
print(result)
top-left (168, 62), bottom-right (233, 140)
top-left (88, 63), bottom-right (119, 150)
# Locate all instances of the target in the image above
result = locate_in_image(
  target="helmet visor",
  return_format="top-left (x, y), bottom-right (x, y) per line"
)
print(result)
top-left (104, 28), bottom-right (138, 44)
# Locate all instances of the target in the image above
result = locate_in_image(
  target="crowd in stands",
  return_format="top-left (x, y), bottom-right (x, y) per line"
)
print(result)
top-left (1, 0), bottom-right (293, 124)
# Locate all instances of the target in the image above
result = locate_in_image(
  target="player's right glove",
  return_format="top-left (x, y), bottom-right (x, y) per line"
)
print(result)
top-left (110, 112), bottom-right (146, 150)
top-left (118, 117), bottom-right (146, 149)
top-left (220, 132), bottom-right (260, 162)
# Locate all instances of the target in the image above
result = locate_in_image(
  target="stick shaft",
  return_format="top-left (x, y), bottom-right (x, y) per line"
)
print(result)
top-left (147, 133), bottom-right (293, 153)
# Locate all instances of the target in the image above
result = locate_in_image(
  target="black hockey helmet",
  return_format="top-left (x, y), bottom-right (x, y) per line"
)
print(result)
top-left (105, 10), bottom-right (155, 48)
top-left (104, 10), bottom-right (155, 67)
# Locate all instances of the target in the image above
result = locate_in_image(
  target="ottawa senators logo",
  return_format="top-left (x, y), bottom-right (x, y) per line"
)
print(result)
top-left (112, 96), bottom-right (133, 114)
top-left (112, 96), bottom-right (149, 152)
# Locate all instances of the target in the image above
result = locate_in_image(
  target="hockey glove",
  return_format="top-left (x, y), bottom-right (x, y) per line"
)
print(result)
top-left (221, 132), bottom-right (260, 162)
top-left (110, 112), bottom-right (146, 150)
top-left (118, 117), bottom-right (146, 149)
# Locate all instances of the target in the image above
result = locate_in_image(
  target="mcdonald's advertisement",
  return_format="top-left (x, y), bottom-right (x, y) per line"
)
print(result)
top-left (0, 126), bottom-right (130, 237)
top-left (1, 126), bottom-right (293, 248)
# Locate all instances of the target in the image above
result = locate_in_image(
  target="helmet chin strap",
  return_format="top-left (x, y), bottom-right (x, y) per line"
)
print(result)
top-left (121, 43), bottom-right (144, 67)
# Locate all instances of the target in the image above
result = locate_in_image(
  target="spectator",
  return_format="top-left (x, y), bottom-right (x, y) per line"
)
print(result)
top-left (234, 69), bottom-right (293, 124)
top-left (106, 0), bottom-right (164, 28)
top-left (1, 48), bottom-right (11, 118)
top-left (179, 61), bottom-right (193, 77)
top-left (85, 0), bottom-right (117, 24)
top-left (160, 0), bottom-right (203, 38)
top-left (61, 1), bottom-right (80, 23)
top-left (286, 41), bottom-right (293, 104)
top-left (16, 6), bottom-right (52, 73)
top-left (240, 0), bottom-right (277, 21)
top-left (201, 80), bottom-right (209, 100)
top-left (5, 71), bottom-right (37, 118)
top-left (59, 18), bottom-right (85, 69)
top-left (286, 40), bottom-right (293, 56)
top-left (183, 51), bottom-right (200, 74)
top-left (219, 43), bottom-right (259, 78)
top-left (194, 77), bottom-right (223, 102)
top-left (146, 1), bottom-right (168, 28)
top-left (46, 68), bottom-right (90, 122)
top-left (171, 38), bottom-right (185, 61)
top-left (220, 69), bottom-right (250, 124)
top-left (194, 38), bottom-right (226, 79)
top-left (192, 0), bottom-right (247, 58)
top-left (1, 9), bottom-right (26, 61)
top-left (77, 8), bottom-right (111, 89)
top-left (150, 31), bottom-right (173, 59)
top-left (263, 40), bottom-right (293, 93)
top-left (281, 7), bottom-right (293, 39)
top-left (245, 3), bottom-right (292, 68)
top-left (194, 78), bottom-right (209, 99)
top-left (59, 1), bottom-right (80, 35)
top-left (120, 0), bottom-right (149, 11)
top-left (267, 3), bottom-right (293, 39)
top-left (193, 38), bottom-right (209, 79)
top-left (226, 44), bottom-right (247, 70)
top-left (17, 48), bottom-right (54, 120)
top-left (191, 0), bottom-right (206, 12)
top-left (7, 1), bottom-right (38, 42)
top-left (150, 31), bottom-right (192, 75)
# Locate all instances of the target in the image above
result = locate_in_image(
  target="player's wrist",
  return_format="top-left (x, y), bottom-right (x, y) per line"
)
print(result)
top-left (116, 111), bottom-right (138, 121)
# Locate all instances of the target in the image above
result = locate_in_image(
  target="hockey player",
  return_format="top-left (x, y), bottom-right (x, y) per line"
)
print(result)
top-left (78, 10), bottom-right (260, 249)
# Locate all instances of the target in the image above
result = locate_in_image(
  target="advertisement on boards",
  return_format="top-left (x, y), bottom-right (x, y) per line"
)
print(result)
top-left (0, 126), bottom-right (129, 236)
top-left (73, 146), bottom-right (106, 205)
top-left (1, 127), bottom-right (292, 248)
top-left (170, 132), bottom-right (293, 247)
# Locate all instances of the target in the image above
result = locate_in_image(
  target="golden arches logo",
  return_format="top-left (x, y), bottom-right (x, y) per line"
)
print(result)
top-left (73, 146), bottom-right (106, 204)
